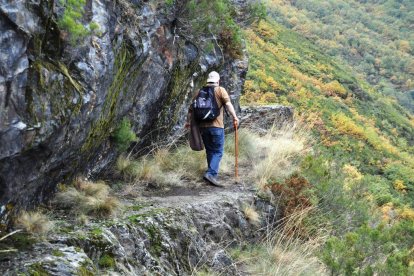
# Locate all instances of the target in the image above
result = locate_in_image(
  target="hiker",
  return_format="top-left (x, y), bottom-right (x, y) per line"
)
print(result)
top-left (185, 71), bottom-right (239, 187)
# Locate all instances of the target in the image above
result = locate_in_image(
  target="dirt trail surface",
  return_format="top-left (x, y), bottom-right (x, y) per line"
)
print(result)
top-left (137, 170), bottom-right (253, 205)
top-left (124, 182), bottom-right (257, 224)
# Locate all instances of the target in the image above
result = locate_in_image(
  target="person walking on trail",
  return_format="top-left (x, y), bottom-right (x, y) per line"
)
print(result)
top-left (185, 71), bottom-right (239, 187)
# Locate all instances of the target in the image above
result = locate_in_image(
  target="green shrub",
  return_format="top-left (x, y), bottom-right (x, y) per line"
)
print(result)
top-left (322, 222), bottom-right (414, 275)
top-left (98, 254), bottom-right (116, 268)
top-left (58, 0), bottom-right (89, 43)
top-left (58, 7), bottom-right (100, 39)
top-left (165, 0), bottom-right (174, 6)
top-left (246, 2), bottom-right (267, 23)
top-left (184, 0), bottom-right (244, 58)
top-left (384, 163), bottom-right (414, 187)
top-left (89, 22), bottom-right (100, 33)
top-left (112, 118), bottom-right (137, 152)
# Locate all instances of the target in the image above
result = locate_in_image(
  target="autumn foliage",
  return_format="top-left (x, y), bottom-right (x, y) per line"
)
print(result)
top-left (269, 174), bottom-right (313, 218)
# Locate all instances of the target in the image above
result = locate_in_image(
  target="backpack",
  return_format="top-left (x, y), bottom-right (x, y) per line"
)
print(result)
top-left (192, 86), bottom-right (221, 122)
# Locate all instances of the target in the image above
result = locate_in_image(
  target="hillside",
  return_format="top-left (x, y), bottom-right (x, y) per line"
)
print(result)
top-left (241, 16), bottom-right (414, 274)
top-left (267, 0), bottom-right (414, 112)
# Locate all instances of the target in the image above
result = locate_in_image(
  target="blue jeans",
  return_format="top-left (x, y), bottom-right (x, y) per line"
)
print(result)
top-left (201, 127), bottom-right (224, 177)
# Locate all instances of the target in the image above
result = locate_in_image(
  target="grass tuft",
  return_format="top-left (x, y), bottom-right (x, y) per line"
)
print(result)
top-left (54, 178), bottom-right (120, 218)
top-left (116, 154), bottom-right (132, 175)
top-left (15, 211), bottom-right (54, 237)
top-left (243, 206), bottom-right (260, 226)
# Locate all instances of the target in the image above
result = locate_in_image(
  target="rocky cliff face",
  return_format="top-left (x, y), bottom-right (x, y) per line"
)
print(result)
top-left (0, 0), bottom-right (247, 222)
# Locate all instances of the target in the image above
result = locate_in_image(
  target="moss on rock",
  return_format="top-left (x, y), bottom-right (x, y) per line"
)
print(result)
top-left (81, 42), bottom-right (138, 154)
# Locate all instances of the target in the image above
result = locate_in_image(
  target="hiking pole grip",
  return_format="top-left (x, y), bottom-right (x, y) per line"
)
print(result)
top-left (234, 120), bottom-right (239, 179)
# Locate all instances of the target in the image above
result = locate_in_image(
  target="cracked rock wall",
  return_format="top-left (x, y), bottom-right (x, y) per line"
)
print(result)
top-left (0, 0), bottom-right (248, 222)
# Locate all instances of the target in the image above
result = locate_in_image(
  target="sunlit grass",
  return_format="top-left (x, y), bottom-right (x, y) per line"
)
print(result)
top-left (54, 178), bottom-right (120, 218)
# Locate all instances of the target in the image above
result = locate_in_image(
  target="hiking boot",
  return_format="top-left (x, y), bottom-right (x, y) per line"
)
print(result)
top-left (203, 173), bottom-right (223, 187)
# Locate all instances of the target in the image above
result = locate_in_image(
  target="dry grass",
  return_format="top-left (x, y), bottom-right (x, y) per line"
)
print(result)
top-left (15, 211), bottom-right (54, 237)
top-left (116, 145), bottom-right (207, 186)
top-left (117, 129), bottom-right (258, 187)
top-left (116, 154), bottom-right (132, 175)
top-left (263, 208), bottom-right (327, 275)
top-left (131, 157), bottom-right (182, 186)
top-left (243, 206), bottom-right (261, 226)
top-left (233, 208), bottom-right (328, 276)
top-left (250, 123), bottom-right (311, 187)
top-left (224, 128), bottom-right (258, 160)
top-left (113, 123), bottom-right (308, 189)
top-left (76, 214), bottom-right (89, 225)
top-left (120, 184), bottom-right (141, 198)
top-left (54, 178), bottom-right (120, 218)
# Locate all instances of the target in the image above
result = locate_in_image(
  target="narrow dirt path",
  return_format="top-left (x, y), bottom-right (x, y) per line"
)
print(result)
top-left (116, 155), bottom-right (256, 210)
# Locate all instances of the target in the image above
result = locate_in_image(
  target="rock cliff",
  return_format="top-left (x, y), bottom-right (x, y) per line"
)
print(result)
top-left (0, 0), bottom-right (247, 222)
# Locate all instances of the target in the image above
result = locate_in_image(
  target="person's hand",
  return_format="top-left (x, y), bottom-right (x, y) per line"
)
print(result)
top-left (233, 116), bottom-right (239, 127)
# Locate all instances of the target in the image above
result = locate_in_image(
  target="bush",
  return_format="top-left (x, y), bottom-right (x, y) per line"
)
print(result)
top-left (58, 0), bottom-right (89, 43)
top-left (259, 92), bottom-right (277, 103)
top-left (323, 80), bottom-right (348, 98)
top-left (246, 1), bottom-right (267, 23)
top-left (322, 222), bottom-right (414, 275)
top-left (330, 113), bottom-right (366, 139)
top-left (112, 118), bottom-right (137, 152)
top-left (98, 254), bottom-right (116, 268)
top-left (268, 174), bottom-right (313, 218)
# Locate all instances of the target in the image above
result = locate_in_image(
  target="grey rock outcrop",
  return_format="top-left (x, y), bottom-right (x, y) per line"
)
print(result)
top-left (0, 0), bottom-right (248, 222)
top-left (0, 187), bottom-right (279, 275)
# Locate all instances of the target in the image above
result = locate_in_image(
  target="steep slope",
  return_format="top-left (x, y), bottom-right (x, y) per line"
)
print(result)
top-left (267, 0), bottom-right (414, 112)
top-left (243, 18), bottom-right (414, 274)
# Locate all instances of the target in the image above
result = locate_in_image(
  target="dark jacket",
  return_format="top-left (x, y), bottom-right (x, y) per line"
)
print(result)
top-left (189, 113), bottom-right (204, 151)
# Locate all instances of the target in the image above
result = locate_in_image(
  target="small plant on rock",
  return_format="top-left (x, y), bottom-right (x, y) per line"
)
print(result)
top-left (112, 118), bottom-right (137, 152)
top-left (58, 0), bottom-right (89, 43)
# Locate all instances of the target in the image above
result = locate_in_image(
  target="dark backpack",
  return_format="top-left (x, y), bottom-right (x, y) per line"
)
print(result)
top-left (192, 86), bottom-right (221, 122)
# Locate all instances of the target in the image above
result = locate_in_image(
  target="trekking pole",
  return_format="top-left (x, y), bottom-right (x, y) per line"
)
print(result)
top-left (234, 120), bottom-right (239, 180)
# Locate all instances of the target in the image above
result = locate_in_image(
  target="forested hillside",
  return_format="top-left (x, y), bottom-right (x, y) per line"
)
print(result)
top-left (241, 14), bottom-right (414, 274)
top-left (267, 0), bottom-right (414, 112)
